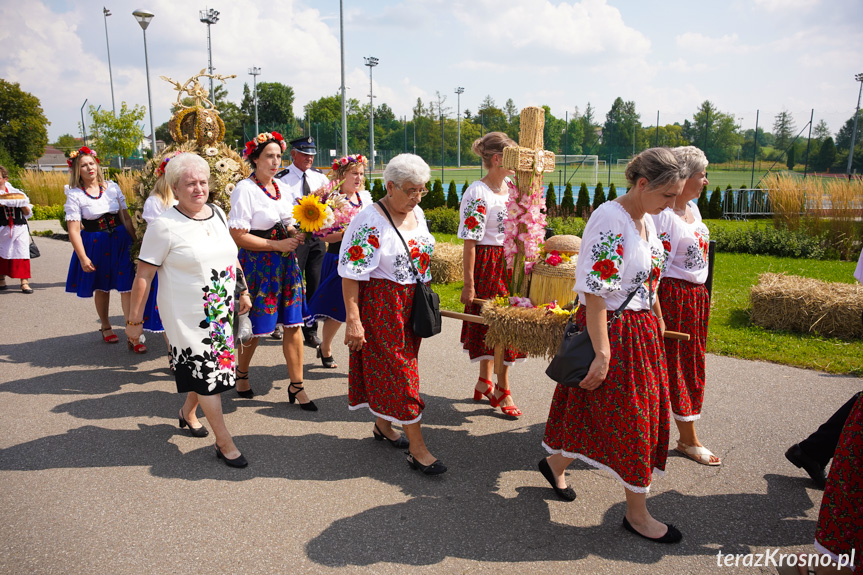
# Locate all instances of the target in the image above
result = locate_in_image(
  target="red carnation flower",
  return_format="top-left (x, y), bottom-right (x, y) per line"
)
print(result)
top-left (592, 259), bottom-right (618, 281)
top-left (465, 216), bottom-right (479, 230)
top-left (476, 205), bottom-right (486, 215)
top-left (348, 245), bottom-right (365, 261)
top-left (368, 235), bottom-right (379, 248)
top-left (616, 244), bottom-right (624, 256)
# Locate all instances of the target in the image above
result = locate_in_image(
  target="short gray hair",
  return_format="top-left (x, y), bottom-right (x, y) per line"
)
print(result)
top-left (166, 153), bottom-right (210, 191)
top-left (673, 146), bottom-right (709, 179)
top-left (383, 154), bottom-right (430, 188)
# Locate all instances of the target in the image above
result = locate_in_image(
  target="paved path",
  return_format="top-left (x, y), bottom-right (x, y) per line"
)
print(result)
top-left (1, 234), bottom-right (860, 574)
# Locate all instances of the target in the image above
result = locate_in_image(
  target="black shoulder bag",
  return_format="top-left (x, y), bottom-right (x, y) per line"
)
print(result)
top-left (546, 287), bottom-right (640, 388)
top-left (378, 201), bottom-right (442, 338)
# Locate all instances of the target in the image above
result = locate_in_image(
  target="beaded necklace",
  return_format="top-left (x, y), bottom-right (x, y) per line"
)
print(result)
top-left (83, 183), bottom-right (105, 200)
top-left (252, 173), bottom-right (281, 201)
top-left (348, 193), bottom-right (363, 209)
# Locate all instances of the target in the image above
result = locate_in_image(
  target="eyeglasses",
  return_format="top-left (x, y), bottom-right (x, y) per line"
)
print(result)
top-left (398, 184), bottom-right (429, 198)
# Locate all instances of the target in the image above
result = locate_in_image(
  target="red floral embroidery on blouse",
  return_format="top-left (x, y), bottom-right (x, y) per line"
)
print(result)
top-left (348, 245), bottom-right (365, 261)
top-left (368, 235), bottom-right (379, 248)
top-left (465, 216), bottom-right (479, 230)
top-left (418, 252), bottom-right (430, 274)
top-left (616, 244), bottom-right (624, 256)
top-left (593, 259), bottom-right (618, 281)
top-left (476, 206), bottom-right (486, 215)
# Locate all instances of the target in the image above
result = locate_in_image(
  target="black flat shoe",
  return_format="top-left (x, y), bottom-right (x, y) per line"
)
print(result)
top-left (538, 458), bottom-right (576, 501)
top-left (178, 410), bottom-right (209, 438)
top-left (21, 285), bottom-right (33, 294)
top-left (406, 452), bottom-right (447, 475)
top-left (373, 423), bottom-right (409, 448)
top-left (622, 516), bottom-right (682, 544)
top-left (785, 444), bottom-right (827, 489)
top-left (215, 445), bottom-right (248, 468)
top-left (316, 346), bottom-right (337, 369)
top-left (288, 382), bottom-right (318, 411)
top-left (235, 369), bottom-right (254, 399)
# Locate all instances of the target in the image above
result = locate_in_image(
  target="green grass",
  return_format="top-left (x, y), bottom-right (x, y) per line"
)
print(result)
top-left (431, 233), bottom-right (863, 375)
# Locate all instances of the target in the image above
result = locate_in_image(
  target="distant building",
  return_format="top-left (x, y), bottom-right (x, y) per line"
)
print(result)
top-left (25, 146), bottom-right (69, 172)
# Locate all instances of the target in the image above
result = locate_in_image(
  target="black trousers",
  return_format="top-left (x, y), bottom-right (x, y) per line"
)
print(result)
top-left (799, 392), bottom-right (861, 467)
top-left (297, 237), bottom-right (325, 333)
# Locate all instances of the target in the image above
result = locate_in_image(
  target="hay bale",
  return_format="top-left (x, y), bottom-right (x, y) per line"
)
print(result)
top-left (750, 272), bottom-right (863, 339)
top-left (481, 301), bottom-right (571, 359)
top-left (430, 241), bottom-right (463, 284)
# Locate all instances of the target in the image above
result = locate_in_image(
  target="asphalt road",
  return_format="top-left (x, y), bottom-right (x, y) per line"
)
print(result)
top-left (1, 228), bottom-right (860, 574)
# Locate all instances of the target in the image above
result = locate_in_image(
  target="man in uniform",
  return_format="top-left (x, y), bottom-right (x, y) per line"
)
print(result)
top-left (277, 136), bottom-right (329, 348)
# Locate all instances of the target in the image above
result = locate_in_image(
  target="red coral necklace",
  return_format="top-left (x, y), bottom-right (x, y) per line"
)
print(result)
top-left (83, 183), bottom-right (104, 200)
top-left (252, 173), bottom-right (280, 201)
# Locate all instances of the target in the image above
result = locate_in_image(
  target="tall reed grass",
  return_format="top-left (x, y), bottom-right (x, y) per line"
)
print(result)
top-left (766, 173), bottom-right (863, 259)
top-left (19, 170), bottom-right (139, 207)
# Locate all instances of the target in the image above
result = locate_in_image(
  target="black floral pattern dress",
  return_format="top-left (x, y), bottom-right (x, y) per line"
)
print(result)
top-left (137, 205), bottom-right (238, 395)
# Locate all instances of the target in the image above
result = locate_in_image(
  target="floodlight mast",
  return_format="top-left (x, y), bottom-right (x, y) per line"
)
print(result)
top-left (365, 57), bottom-right (379, 172)
top-left (199, 8), bottom-right (220, 104)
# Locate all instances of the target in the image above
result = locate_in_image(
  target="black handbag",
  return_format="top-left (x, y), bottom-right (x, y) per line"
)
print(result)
top-left (546, 288), bottom-right (640, 387)
top-left (378, 201), bottom-right (441, 338)
top-left (26, 223), bottom-right (40, 258)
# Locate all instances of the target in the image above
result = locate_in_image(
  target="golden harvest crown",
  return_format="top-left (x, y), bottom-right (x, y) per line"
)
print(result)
top-left (160, 69), bottom-right (236, 146)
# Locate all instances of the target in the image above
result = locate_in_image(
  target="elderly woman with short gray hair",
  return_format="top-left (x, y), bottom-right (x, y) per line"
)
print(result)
top-left (652, 146), bottom-right (720, 466)
top-left (339, 153), bottom-right (445, 475)
top-left (126, 153), bottom-right (252, 468)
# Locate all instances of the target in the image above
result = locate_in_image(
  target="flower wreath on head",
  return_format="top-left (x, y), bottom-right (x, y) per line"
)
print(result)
top-left (156, 151), bottom-right (185, 177)
top-left (332, 154), bottom-right (367, 171)
top-left (242, 131), bottom-right (287, 159)
top-left (67, 146), bottom-right (99, 167)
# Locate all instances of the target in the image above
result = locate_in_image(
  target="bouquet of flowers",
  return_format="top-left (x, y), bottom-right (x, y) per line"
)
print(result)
top-left (292, 179), bottom-right (362, 238)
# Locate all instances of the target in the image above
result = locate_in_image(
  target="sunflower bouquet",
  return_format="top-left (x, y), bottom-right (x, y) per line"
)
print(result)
top-left (293, 179), bottom-right (362, 238)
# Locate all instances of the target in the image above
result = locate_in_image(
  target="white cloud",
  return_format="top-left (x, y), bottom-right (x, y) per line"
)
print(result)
top-left (754, 0), bottom-right (820, 12)
top-left (675, 32), bottom-right (753, 55)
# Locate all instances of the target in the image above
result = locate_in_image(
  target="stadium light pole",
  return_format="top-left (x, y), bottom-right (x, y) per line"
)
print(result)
top-left (339, 0), bottom-right (348, 156)
top-left (132, 9), bottom-right (157, 157)
top-left (364, 56), bottom-right (378, 172)
top-left (846, 72), bottom-right (863, 179)
top-left (455, 87), bottom-right (464, 168)
top-left (199, 8), bottom-right (220, 104)
top-left (103, 8), bottom-right (116, 115)
top-left (248, 67), bottom-right (261, 135)
top-left (80, 99), bottom-right (88, 145)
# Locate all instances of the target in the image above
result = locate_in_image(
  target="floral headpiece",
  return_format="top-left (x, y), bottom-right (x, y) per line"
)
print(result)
top-left (332, 154), bottom-right (367, 171)
top-left (67, 146), bottom-right (99, 167)
top-left (243, 131), bottom-right (287, 159)
top-left (156, 151), bottom-right (184, 177)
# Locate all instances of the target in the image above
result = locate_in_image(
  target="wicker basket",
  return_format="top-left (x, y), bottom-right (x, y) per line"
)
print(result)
top-left (528, 258), bottom-right (578, 306)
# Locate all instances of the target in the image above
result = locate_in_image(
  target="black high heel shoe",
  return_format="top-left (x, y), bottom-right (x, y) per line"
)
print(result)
top-left (406, 452), bottom-right (447, 475)
top-left (288, 382), bottom-right (318, 411)
top-left (373, 423), bottom-right (409, 448)
top-left (316, 346), bottom-right (337, 369)
top-left (215, 445), bottom-right (248, 468)
top-left (235, 369), bottom-right (254, 398)
top-left (178, 409), bottom-right (209, 438)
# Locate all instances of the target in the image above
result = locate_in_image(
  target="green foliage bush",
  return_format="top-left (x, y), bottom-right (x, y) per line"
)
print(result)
top-left (422, 179), bottom-right (446, 210)
top-left (592, 181), bottom-right (606, 210)
top-left (424, 207), bottom-right (459, 234)
top-left (607, 183), bottom-right (617, 201)
top-left (545, 182), bottom-right (557, 216)
top-left (697, 186), bottom-right (708, 214)
top-left (711, 224), bottom-right (828, 259)
top-left (31, 204), bottom-right (65, 220)
top-left (575, 182), bottom-right (591, 217)
top-left (560, 183), bottom-right (575, 216)
top-left (547, 216), bottom-right (586, 238)
top-left (708, 186), bottom-right (723, 219)
top-left (371, 179), bottom-right (385, 202)
top-left (446, 180), bottom-right (459, 209)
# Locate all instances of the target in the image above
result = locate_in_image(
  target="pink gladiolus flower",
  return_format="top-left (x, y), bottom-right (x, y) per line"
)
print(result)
top-left (524, 261), bottom-right (536, 274)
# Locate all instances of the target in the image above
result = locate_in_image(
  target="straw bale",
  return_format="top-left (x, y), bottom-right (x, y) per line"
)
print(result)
top-left (430, 241), bottom-right (463, 284)
top-left (481, 301), bottom-right (571, 359)
top-left (750, 272), bottom-right (863, 339)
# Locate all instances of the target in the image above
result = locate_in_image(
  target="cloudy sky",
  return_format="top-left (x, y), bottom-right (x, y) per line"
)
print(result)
top-left (2, 0), bottom-right (861, 143)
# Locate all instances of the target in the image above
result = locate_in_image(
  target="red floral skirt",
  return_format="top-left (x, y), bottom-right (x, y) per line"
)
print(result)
top-left (461, 245), bottom-right (525, 365)
top-left (0, 258), bottom-right (30, 279)
top-left (348, 277), bottom-right (424, 424)
top-left (542, 307), bottom-right (670, 492)
top-left (815, 391), bottom-right (863, 571)
top-left (659, 277), bottom-right (709, 420)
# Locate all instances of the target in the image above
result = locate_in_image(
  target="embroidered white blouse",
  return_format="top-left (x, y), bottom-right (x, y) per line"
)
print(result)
top-left (652, 203), bottom-right (710, 285)
top-left (338, 204), bottom-right (435, 284)
top-left (63, 182), bottom-right (127, 221)
top-left (457, 180), bottom-right (509, 246)
top-left (228, 178), bottom-right (295, 231)
top-left (142, 195), bottom-right (178, 225)
top-left (573, 201), bottom-right (664, 312)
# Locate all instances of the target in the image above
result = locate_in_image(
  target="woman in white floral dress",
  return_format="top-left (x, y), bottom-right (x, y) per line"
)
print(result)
top-left (126, 154), bottom-right (252, 468)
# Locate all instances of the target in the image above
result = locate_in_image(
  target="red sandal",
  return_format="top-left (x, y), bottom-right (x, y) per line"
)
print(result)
top-left (99, 327), bottom-right (119, 344)
top-left (127, 337), bottom-right (147, 354)
top-left (489, 385), bottom-right (522, 417)
top-left (473, 377), bottom-right (494, 402)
